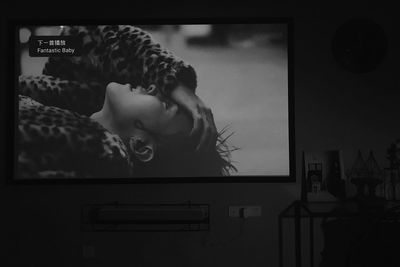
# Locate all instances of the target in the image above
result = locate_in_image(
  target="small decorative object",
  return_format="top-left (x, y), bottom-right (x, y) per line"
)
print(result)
top-left (348, 150), bottom-right (386, 210)
top-left (387, 139), bottom-right (400, 167)
top-left (365, 150), bottom-right (383, 197)
top-left (307, 163), bottom-right (323, 194)
top-left (348, 150), bottom-right (384, 199)
top-left (383, 168), bottom-right (396, 200)
top-left (375, 170), bottom-right (385, 198)
top-left (396, 174), bottom-right (400, 200)
top-left (301, 150), bottom-right (346, 202)
top-left (386, 139), bottom-right (400, 200)
top-left (348, 150), bottom-right (369, 199)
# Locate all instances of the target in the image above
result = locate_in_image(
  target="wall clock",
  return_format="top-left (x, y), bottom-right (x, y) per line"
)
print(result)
top-left (332, 18), bottom-right (388, 73)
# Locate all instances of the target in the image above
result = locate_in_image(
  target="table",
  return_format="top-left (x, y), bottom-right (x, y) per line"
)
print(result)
top-left (278, 200), bottom-right (400, 267)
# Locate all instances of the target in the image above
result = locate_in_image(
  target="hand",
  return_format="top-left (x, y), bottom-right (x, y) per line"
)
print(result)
top-left (171, 84), bottom-right (217, 152)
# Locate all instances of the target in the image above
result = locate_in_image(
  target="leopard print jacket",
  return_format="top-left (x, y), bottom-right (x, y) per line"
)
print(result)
top-left (18, 25), bottom-right (197, 179)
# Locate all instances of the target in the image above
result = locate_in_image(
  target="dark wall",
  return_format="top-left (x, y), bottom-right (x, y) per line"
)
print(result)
top-left (1, 3), bottom-right (398, 267)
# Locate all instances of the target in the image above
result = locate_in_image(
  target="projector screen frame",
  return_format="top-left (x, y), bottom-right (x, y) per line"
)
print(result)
top-left (6, 18), bottom-right (295, 184)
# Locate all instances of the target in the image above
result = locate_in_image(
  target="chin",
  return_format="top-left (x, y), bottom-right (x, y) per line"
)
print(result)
top-left (105, 82), bottom-right (114, 98)
top-left (106, 82), bottom-right (118, 93)
top-left (105, 82), bottom-right (124, 105)
top-left (104, 83), bottom-right (119, 111)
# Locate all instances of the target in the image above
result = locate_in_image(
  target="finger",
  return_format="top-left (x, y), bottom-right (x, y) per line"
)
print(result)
top-left (204, 111), bottom-right (217, 150)
top-left (201, 118), bottom-right (213, 151)
top-left (201, 127), bottom-right (214, 152)
top-left (208, 110), bottom-right (218, 148)
top-left (196, 120), bottom-right (210, 152)
top-left (190, 113), bottom-right (203, 139)
top-left (196, 111), bottom-right (214, 151)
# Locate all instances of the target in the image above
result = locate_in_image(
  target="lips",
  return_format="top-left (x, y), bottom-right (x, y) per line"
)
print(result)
top-left (163, 101), bottom-right (169, 110)
top-left (169, 103), bottom-right (178, 115)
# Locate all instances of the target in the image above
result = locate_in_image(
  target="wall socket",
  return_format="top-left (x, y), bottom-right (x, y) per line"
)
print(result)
top-left (229, 206), bottom-right (262, 218)
top-left (82, 245), bottom-right (95, 259)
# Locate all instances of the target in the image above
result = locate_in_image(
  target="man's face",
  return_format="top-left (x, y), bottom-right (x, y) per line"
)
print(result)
top-left (105, 82), bottom-right (192, 137)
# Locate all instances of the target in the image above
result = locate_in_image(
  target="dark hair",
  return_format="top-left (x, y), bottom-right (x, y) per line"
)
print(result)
top-left (133, 126), bottom-right (238, 177)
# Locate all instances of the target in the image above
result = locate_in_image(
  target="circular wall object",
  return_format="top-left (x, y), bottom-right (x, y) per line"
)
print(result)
top-left (332, 18), bottom-right (387, 73)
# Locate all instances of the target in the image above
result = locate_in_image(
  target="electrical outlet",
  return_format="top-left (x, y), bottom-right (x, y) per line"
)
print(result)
top-left (82, 245), bottom-right (95, 259)
top-left (229, 206), bottom-right (262, 218)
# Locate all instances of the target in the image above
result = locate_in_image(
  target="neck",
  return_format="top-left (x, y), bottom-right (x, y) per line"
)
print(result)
top-left (90, 106), bottom-right (117, 134)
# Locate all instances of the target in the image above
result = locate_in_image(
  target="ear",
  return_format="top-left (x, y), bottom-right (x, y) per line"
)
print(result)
top-left (146, 84), bottom-right (157, 96)
top-left (129, 136), bottom-right (155, 162)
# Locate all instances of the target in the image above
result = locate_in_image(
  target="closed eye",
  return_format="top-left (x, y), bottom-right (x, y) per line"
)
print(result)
top-left (134, 120), bottom-right (144, 130)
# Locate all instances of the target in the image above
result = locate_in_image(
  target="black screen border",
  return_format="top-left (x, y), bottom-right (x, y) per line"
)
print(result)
top-left (5, 18), bottom-right (295, 184)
